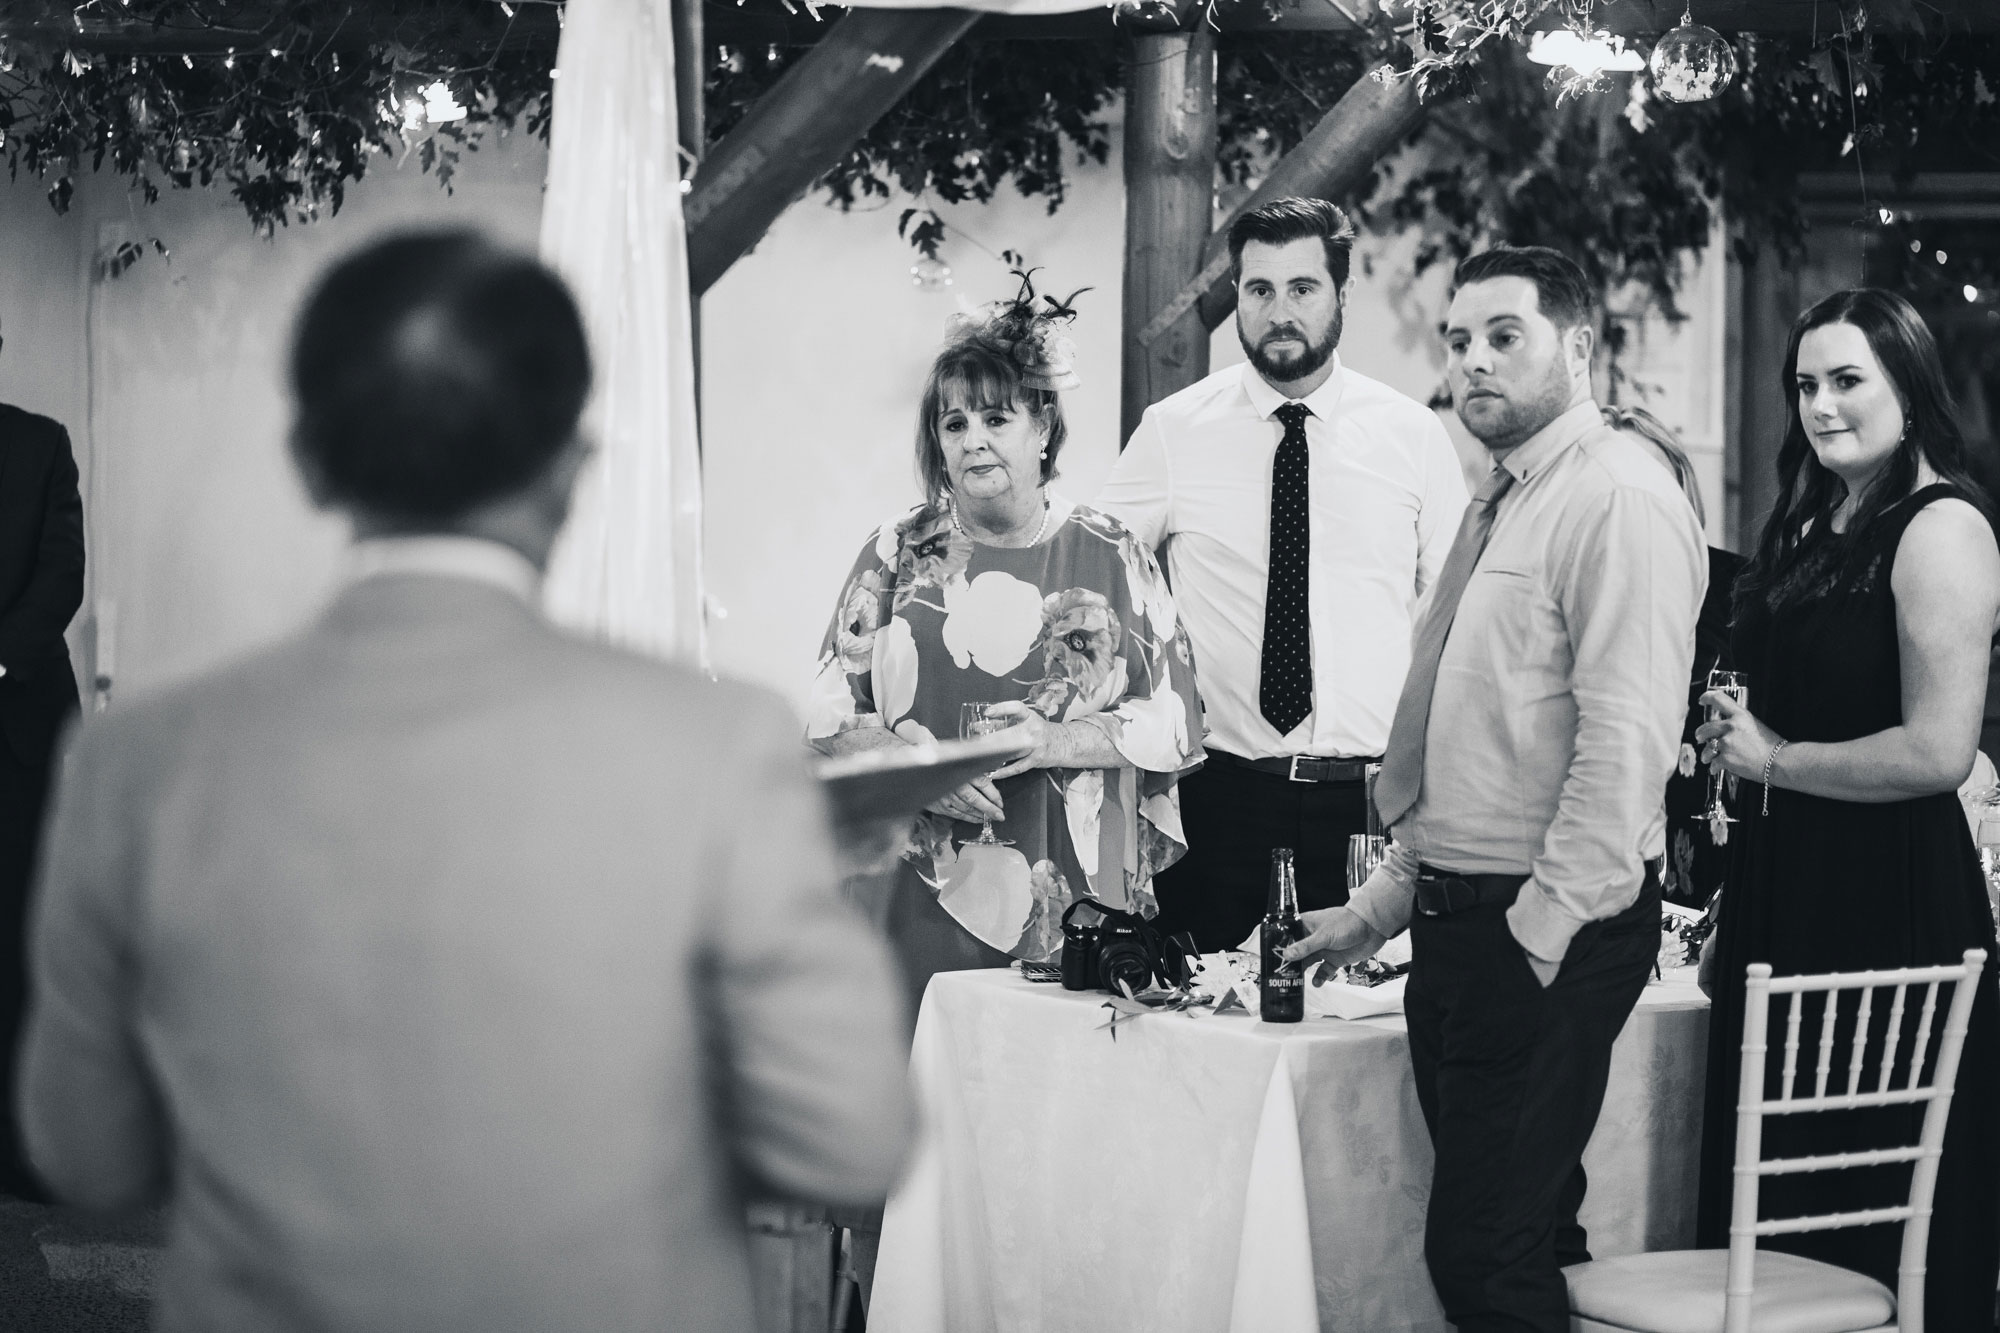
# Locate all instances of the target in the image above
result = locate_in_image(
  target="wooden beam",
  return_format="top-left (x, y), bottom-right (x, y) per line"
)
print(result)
top-left (1132, 68), bottom-right (1427, 338)
top-left (1121, 26), bottom-right (1218, 443)
top-left (682, 6), bottom-right (978, 295)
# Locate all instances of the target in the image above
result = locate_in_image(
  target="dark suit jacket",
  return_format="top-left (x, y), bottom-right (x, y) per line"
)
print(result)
top-left (0, 404), bottom-right (85, 766)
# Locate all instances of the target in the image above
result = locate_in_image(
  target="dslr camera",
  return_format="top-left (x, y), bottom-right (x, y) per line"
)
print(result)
top-left (1059, 898), bottom-right (1199, 995)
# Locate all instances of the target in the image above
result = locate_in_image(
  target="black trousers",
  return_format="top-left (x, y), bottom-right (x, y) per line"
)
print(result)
top-left (0, 739), bottom-right (59, 1202)
top-left (1405, 871), bottom-right (1660, 1333)
top-left (1149, 758), bottom-right (1369, 953)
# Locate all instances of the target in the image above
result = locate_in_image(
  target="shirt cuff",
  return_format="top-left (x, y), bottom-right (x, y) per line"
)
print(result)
top-left (1506, 882), bottom-right (1586, 963)
top-left (1348, 843), bottom-right (1420, 938)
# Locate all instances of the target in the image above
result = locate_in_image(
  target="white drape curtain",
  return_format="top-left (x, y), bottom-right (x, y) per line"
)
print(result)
top-left (538, 0), bottom-right (706, 664)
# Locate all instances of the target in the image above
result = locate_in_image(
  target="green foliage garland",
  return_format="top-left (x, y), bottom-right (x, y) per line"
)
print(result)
top-left (2, 0), bottom-right (1998, 313)
top-left (0, 0), bottom-right (552, 233)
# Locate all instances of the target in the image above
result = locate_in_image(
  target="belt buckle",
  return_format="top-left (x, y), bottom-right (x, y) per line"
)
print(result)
top-left (1288, 755), bottom-right (1314, 783)
top-left (1415, 873), bottom-right (1468, 916)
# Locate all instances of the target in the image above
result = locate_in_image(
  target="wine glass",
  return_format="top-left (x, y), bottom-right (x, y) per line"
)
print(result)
top-left (1347, 834), bottom-right (1387, 893)
top-left (1974, 788), bottom-right (2000, 938)
top-left (959, 701), bottom-right (1019, 846)
top-left (1701, 669), bottom-right (1749, 828)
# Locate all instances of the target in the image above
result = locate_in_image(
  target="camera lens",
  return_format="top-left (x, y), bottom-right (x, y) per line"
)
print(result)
top-left (1096, 936), bottom-right (1155, 996)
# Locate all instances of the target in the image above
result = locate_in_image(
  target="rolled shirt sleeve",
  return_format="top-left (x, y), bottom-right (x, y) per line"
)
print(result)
top-left (1347, 841), bottom-right (1421, 940)
top-left (1507, 488), bottom-right (1706, 962)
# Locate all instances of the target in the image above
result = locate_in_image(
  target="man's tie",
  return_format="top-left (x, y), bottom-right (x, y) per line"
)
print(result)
top-left (1373, 464), bottom-right (1517, 828)
top-left (1259, 401), bottom-right (1314, 736)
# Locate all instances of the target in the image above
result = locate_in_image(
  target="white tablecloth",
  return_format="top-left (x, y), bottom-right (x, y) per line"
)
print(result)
top-left (872, 967), bottom-right (1710, 1333)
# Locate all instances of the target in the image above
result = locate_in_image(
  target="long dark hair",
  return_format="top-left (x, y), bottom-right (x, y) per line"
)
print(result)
top-left (1737, 287), bottom-right (1989, 611)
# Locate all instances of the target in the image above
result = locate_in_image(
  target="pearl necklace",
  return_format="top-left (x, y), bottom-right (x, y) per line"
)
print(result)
top-left (949, 495), bottom-right (1051, 547)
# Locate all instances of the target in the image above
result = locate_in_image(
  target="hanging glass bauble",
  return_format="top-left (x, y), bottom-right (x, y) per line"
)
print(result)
top-left (1648, 7), bottom-right (1738, 104)
top-left (910, 256), bottom-right (954, 293)
top-left (1110, 0), bottom-right (1185, 32)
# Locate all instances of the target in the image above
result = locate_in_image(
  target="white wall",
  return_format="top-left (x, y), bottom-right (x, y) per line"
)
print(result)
top-left (0, 132), bottom-right (548, 702)
top-left (0, 111), bottom-right (1724, 716)
top-left (698, 122), bottom-right (1132, 705)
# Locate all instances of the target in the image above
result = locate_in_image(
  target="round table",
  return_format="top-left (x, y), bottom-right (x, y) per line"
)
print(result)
top-left (872, 965), bottom-right (1709, 1333)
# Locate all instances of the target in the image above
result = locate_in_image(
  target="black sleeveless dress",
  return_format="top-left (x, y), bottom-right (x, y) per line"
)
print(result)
top-left (1694, 484), bottom-right (2000, 1324)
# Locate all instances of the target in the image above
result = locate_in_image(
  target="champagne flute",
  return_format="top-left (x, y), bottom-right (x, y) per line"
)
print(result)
top-left (1974, 790), bottom-right (2000, 937)
top-left (1701, 669), bottom-right (1749, 827)
top-left (1346, 834), bottom-right (1387, 894)
top-left (959, 701), bottom-right (1017, 846)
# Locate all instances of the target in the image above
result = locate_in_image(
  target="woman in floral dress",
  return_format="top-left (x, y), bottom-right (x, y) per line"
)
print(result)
top-left (809, 279), bottom-right (1204, 1010)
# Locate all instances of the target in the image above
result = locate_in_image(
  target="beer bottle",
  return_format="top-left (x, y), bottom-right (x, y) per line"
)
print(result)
top-left (1260, 848), bottom-right (1304, 1023)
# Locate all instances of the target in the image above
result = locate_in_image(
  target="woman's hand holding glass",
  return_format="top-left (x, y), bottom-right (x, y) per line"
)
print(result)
top-left (879, 715), bottom-right (1002, 826)
top-left (1694, 683), bottom-right (1785, 784)
top-left (925, 776), bottom-right (1007, 826)
top-left (979, 701), bottom-right (1057, 781)
top-left (956, 702), bottom-right (1028, 844)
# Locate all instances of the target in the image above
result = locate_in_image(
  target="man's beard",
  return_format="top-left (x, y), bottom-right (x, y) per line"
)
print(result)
top-left (1240, 308), bottom-right (1343, 385)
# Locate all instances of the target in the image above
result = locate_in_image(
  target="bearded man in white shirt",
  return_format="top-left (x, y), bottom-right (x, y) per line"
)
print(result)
top-left (1284, 246), bottom-right (1705, 1333)
top-left (1097, 198), bottom-right (1469, 951)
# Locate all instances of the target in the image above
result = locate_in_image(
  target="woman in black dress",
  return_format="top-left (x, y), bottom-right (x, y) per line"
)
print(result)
top-left (1693, 288), bottom-right (2000, 1326)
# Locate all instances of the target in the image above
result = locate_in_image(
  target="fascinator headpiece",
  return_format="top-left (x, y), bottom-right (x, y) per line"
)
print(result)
top-left (944, 267), bottom-right (1091, 393)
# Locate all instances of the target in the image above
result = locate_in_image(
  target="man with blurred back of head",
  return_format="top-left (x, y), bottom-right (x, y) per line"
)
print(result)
top-left (1284, 246), bottom-right (1704, 1332)
top-left (17, 231), bottom-right (913, 1333)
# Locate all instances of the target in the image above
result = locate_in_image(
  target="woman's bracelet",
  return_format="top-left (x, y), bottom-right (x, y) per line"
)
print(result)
top-left (1760, 739), bottom-right (1791, 816)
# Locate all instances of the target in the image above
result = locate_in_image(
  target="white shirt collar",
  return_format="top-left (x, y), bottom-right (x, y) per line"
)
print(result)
top-left (1239, 355), bottom-right (1347, 424)
top-left (346, 535), bottom-right (542, 605)
top-left (1497, 399), bottom-right (1603, 485)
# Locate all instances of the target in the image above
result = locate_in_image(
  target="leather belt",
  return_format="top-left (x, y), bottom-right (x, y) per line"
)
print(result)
top-left (1414, 866), bottom-right (1529, 916)
top-left (1413, 857), bottom-right (1667, 917)
top-left (1205, 748), bottom-right (1382, 784)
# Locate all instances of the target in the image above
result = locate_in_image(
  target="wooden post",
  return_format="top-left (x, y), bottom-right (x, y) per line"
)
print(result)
top-left (673, 0), bottom-right (706, 402)
top-left (683, 7), bottom-right (980, 296)
top-left (672, 0), bottom-right (705, 164)
top-left (1120, 26), bottom-right (1217, 444)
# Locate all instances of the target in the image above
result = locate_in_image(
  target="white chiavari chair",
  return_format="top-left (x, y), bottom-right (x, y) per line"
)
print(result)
top-left (1566, 948), bottom-right (1988, 1333)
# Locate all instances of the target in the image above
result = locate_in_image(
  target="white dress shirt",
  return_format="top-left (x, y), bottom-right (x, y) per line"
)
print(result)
top-left (1096, 358), bottom-right (1470, 760)
top-left (1349, 402), bottom-right (1707, 962)
top-left (347, 535), bottom-right (542, 605)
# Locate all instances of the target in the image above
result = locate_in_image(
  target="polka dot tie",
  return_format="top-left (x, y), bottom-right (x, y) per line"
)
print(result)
top-left (1259, 401), bottom-right (1314, 737)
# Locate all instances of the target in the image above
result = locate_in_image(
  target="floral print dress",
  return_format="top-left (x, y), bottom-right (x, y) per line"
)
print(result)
top-left (809, 498), bottom-right (1204, 976)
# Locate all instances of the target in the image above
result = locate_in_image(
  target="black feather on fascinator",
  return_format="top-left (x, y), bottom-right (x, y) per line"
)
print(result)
top-left (943, 266), bottom-right (1092, 392)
